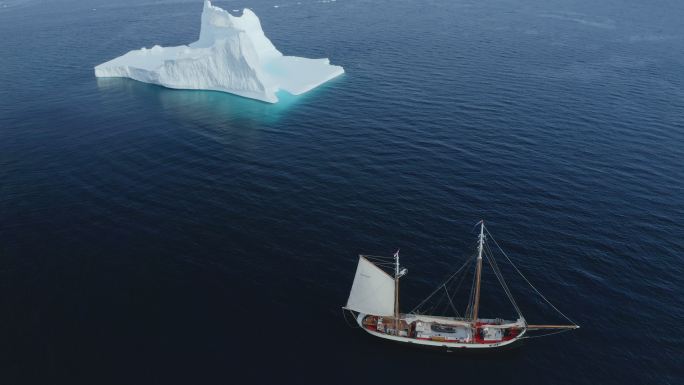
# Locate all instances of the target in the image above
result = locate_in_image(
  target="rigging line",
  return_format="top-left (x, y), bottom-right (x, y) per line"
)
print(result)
top-left (411, 283), bottom-right (445, 315)
top-left (484, 226), bottom-right (578, 326)
top-left (483, 246), bottom-right (506, 301)
top-left (483, 242), bottom-right (519, 311)
top-left (522, 329), bottom-right (572, 339)
top-left (419, 259), bottom-right (472, 314)
top-left (425, 289), bottom-right (445, 315)
top-left (372, 263), bottom-right (396, 268)
top-left (409, 255), bottom-right (474, 314)
top-left (434, 256), bottom-right (473, 316)
top-left (341, 309), bottom-right (360, 329)
top-left (484, 242), bottom-right (523, 318)
top-left (465, 257), bottom-right (477, 319)
top-left (443, 284), bottom-right (461, 317)
top-left (369, 260), bottom-right (394, 264)
top-left (441, 292), bottom-right (452, 316)
top-left (424, 282), bottom-right (450, 315)
top-left (446, 256), bottom-right (473, 299)
top-left (435, 285), bottom-right (449, 312)
top-left (443, 257), bottom-right (473, 316)
top-left (363, 254), bottom-right (395, 260)
top-left (364, 256), bottom-right (393, 259)
top-left (467, 256), bottom-right (478, 318)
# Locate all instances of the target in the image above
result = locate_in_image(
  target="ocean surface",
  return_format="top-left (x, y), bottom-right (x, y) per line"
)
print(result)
top-left (1, 0), bottom-right (683, 383)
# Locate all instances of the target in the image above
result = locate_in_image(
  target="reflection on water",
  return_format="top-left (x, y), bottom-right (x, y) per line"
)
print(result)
top-left (95, 77), bottom-right (333, 124)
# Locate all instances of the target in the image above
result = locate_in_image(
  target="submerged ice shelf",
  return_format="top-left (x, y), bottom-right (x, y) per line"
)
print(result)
top-left (94, 1), bottom-right (344, 103)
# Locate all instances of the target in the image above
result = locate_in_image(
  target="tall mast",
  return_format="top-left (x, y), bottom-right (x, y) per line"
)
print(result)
top-left (394, 249), bottom-right (400, 335)
top-left (472, 221), bottom-right (485, 325)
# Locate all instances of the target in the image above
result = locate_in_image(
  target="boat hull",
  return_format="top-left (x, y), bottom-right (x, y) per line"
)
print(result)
top-left (355, 313), bottom-right (526, 351)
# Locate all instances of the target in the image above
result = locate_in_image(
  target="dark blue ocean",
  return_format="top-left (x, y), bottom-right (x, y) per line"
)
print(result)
top-left (1, 0), bottom-right (683, 383)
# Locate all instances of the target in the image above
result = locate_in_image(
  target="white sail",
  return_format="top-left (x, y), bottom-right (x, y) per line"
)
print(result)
top-left (345, 256), bottom-right (396, 316)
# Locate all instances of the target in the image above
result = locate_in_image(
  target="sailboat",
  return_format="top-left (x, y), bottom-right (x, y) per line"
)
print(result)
top-left (343, 221), bottom-right (579, 350)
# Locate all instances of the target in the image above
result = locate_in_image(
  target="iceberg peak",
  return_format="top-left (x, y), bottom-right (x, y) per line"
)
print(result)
top-left (94, 1), bottom-right (344, 103)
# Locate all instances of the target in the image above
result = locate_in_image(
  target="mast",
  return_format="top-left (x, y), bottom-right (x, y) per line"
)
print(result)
top-left (472, 221), bottom-right (485, 326)
top-left (394, 249), bottom-right (400, 335)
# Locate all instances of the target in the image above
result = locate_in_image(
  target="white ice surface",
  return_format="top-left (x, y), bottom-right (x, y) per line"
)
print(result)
top-left (94, 1), bottom-right (344, 103)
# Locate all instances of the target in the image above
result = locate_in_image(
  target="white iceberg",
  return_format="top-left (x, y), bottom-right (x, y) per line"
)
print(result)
top-left (94, 1), bottom-right (344, 103)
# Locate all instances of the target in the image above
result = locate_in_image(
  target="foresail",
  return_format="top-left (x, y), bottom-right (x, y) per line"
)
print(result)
top-left (345, 256), bottom-right (395, 316)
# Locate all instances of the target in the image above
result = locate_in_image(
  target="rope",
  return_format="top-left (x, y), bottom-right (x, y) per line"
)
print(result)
top-left (361, 255), bottom-right (396, 268)
top-left (443, 284), bottom-right (460, 317)
top-left (409, 256), bottom-right (473, 314)
top-left (448, 259), bottom-right (471, 296)
top-left (445, 256), bottom-right (472, 315)
top-left (363, 254), bottom-right (395, 261)
top-left (432, 288), bottom-right (447, 315)
top-left (484, 242), bottom-right (524, 318)
top-left (371, 263), bottom-right (396, 269)
top-left (341, 309), bottom-right (360, 329)
top-left (441, 292), bottom-right (452, 315)
top-left (522, 329), bottom-right (573, 339)
top-left (465, 257), bottom-right (477, 319)
top-left (484, 226), bottom-right (578, 326)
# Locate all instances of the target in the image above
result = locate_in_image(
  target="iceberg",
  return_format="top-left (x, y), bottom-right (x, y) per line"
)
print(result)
top-left (94, 1), bottom-right (344, 103)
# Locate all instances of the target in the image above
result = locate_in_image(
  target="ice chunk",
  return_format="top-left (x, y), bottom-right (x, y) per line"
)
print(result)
top-left (94, 1), bottom-right (344, 103)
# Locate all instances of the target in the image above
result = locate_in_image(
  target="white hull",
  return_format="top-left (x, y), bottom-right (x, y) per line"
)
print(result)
top-left (355, 313), bottom-right (527, 350)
